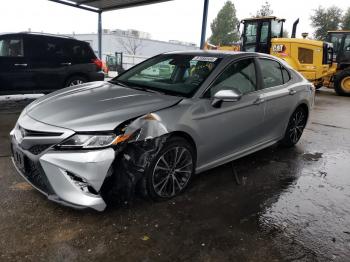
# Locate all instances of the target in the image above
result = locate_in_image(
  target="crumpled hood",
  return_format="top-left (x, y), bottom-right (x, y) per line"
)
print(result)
top-left (26, 81), bottom-right (182, 131)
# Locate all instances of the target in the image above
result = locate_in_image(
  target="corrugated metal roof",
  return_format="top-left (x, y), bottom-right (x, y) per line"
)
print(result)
top-left (49, 0), bottom-right (172, 12)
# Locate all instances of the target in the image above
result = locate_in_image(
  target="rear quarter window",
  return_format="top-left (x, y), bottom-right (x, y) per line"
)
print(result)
top-left (281, 66), bottom-right (291, 83)
top-left (69, 41), bottom-right (95, 63)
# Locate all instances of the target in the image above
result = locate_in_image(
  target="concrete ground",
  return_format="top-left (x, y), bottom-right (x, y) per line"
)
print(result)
top-left (0, 88), bottom-right (349, 261)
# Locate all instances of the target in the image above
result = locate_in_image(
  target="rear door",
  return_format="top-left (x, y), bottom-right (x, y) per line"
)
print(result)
top-left (27, 36), bottom-right (69, 90)
top-left (0, 35), bottom-right (35, 92)
top-left (256, 58), bottom-right (298, 141)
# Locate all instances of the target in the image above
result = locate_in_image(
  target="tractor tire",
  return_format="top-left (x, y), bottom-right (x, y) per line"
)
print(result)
top-left (334, 70), bottom-right (350, 96)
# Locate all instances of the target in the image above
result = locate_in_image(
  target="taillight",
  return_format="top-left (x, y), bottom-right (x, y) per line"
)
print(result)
top-left (92, 58), bottom-right (103, 70)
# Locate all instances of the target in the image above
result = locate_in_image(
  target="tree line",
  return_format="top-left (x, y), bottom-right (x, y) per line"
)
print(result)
top-left (209, 1), bottom-right (350, 46)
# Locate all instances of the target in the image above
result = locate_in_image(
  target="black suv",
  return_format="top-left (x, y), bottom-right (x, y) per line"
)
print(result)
top-left (0, 33), bottom-right (104, 94)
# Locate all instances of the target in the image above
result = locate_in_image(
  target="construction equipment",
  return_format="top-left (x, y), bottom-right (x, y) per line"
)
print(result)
top-left (325, 31), bottom-right (350, 95)
top-left (240, 16), bottom-right (338, 92)
top-left (204, 42), bottom-right (240, 51)
top-left (106, 52), bottom-right (125, 74)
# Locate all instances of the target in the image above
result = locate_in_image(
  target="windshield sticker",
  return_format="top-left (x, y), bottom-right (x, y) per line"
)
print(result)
top-left (192, 56), bottom-right (218, 62)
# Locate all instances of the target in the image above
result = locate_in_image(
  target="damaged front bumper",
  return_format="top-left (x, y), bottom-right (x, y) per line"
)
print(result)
top-left (39, 149), bottom-right (115, 211)
top-left (10, 115), bottom-right (116, 211)
top-left (10, 112), bottom-right (171, 211)
top-left (11, 137), bottom-right (115, 211)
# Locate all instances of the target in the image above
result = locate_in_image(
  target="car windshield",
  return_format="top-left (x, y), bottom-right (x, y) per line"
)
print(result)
top-left (113, 54), bottom-right (221, 97)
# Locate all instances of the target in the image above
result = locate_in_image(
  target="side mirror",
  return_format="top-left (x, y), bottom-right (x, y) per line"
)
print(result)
top-left (211, 89), bottom-right (242, 107)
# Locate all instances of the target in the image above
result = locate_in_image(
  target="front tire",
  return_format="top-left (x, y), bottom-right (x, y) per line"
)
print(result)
top-left (280, 107), bottom-right (307, 147)
top-left (144, 136), bottom-right (195, 200)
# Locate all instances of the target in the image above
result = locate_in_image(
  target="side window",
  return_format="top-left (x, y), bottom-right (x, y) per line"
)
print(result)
top-left (271, 20), bottom-right (283, 38)
top-left (206, 59), bottom-right (257, 97)
top-left (131, 59), bottom-right (176, 81)
top-left (281, 66), bottom-right (291, 83)
top-left (70, 42), bottom-right (94, 62)
top-left (344, 35), bottom-right (350, 52)
top-left (260, 22), bottom-right (269, 43)
top-left (83, 43), bottom-right (96, 59)
top-left (259, 59), bottom-right (284, 88)
top-left (245, 22), bottom-right (258, 44)
top-left (47, 39), bottom-right (65, 58)
top-left (30, 37), bottom-right (66, 60)
top-left (0, 38), bottom-right (24, 57)
top-left (331, 35), bottom-right (342, 53)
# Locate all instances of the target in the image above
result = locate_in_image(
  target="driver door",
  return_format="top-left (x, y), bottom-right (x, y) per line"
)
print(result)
top-left (192, 58), bottom-right (266, 167)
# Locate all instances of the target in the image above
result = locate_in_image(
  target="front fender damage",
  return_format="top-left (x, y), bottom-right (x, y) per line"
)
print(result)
top-left (101, 113), bottom-right (170, 204)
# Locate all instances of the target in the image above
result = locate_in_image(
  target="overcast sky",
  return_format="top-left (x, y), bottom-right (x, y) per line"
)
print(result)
top-left (0, 0), bottom-right (349, 45)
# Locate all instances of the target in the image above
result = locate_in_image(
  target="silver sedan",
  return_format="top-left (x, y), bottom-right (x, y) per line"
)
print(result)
top-left (10, 51), bottom-right (314, 211)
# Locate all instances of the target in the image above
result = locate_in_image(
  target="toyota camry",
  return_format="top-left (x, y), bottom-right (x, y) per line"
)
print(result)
top-left (10, 51), bottom-right (314, 211)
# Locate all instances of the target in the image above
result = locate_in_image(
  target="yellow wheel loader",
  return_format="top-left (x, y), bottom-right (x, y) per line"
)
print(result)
top-left (241, 17), bottom-right (334, 87)
top-left (240, 16), bottom-right (350, 96)
top-left (325, 30), bottom-right (350, 95)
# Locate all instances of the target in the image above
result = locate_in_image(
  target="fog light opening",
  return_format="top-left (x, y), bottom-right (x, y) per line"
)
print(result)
top-left (66, 172), bottom-right (98, 195)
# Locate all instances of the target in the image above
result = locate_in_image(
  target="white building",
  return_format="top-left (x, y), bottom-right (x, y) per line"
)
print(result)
top-left (67, 31), bottom-right (198, 68)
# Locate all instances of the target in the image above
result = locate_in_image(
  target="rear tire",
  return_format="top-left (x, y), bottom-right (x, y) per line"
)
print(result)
top-left (64, 76), bottom-right (87, 87)
top-left (334, 70), bottom-right (350, 96)
top-left (280, 107), bottom-right (307, 147)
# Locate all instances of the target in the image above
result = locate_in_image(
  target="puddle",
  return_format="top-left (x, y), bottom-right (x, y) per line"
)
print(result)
top-left (259, 151), bottom-right (350, 261)
top-left (303, 152), bottom-right (323, 161)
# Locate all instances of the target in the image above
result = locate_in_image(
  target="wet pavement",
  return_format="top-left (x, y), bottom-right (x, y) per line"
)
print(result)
top-left (0, 88), bottom-right (349, 261)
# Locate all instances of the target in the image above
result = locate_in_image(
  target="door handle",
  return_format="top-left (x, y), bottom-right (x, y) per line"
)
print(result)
top-left (61, 62), bottom-right (71, 66)
top-left (14, 63), bottom-right (27, 67)
top-left (253, 97), bottom-right (265, 105)
top-left (289, 89), bottom-right (297, 95)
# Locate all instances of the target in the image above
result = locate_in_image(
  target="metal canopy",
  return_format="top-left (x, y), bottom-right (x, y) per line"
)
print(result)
top-left (49, 0), bottom-right (172, 13)
top-left (48, 0), bottom-right (209, 59)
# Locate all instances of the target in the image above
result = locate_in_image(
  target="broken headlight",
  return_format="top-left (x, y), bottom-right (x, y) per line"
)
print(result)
top-left (56, 133), bottom-right (132, 149)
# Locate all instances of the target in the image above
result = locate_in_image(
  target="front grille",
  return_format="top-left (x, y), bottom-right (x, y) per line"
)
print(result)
top-left (23, 157), bottom-right (55, 195)
top-left (19, 126), bottom-right (63, 137)
top-left (28, 144), bottom-right (52, 155)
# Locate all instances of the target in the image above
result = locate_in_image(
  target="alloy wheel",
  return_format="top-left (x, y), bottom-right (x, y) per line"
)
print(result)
top-left (288, 109), bottom-right (306, 144)
top-left (69, 79), bottom-right (84, 86)
top-left (152, 146), bottom-right (193, 198)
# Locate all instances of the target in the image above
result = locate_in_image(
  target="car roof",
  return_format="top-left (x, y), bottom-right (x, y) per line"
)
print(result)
top-left (0, 32), bottom-right (84, 42)
top-left (163, 50), bottom-right (273, 59)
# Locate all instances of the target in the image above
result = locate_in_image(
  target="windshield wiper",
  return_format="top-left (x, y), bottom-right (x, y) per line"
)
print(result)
top-left (110, 79), bottom-right (164, 94)
top-left (109, 79), bottom-right (129, 87)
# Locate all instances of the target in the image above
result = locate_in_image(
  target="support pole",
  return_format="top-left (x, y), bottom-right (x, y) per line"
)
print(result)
top-left (200, 0), bottom-right (209, 49)
top-left (98, 11), bottom-right (102, 59)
